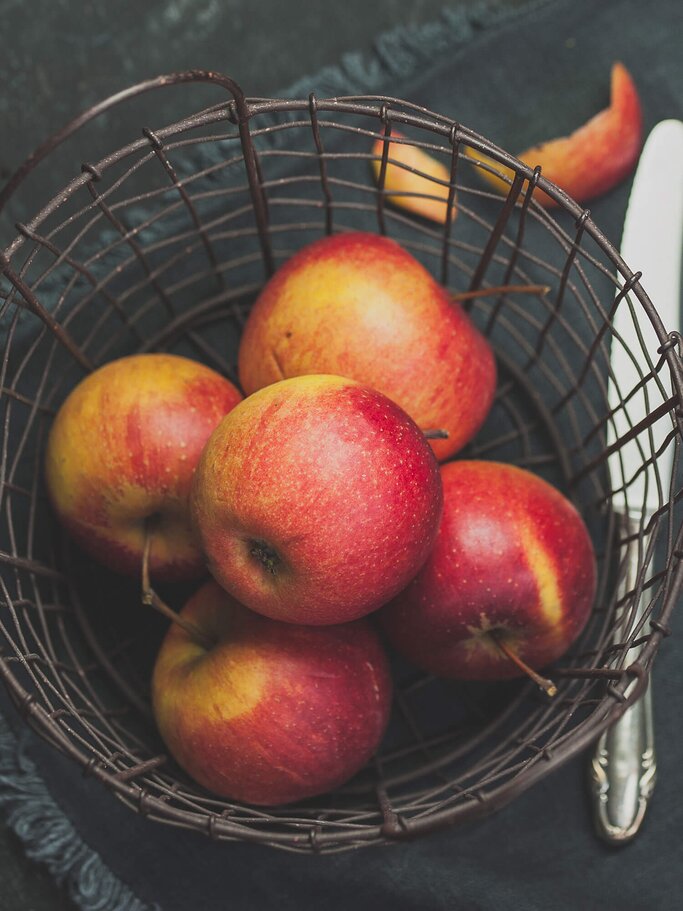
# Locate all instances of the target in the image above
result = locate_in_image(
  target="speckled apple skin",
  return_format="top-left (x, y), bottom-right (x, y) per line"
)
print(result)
top-left (237, 232), bottom-right (496, 461)
top-left (44, 353), bottom-right (242, 581)
top-left (191, 374), bottom-right (443, 625)
top-left (380, 461), bottom-right (597, 680)
top-left (152, 581), bottom-right (393, 805)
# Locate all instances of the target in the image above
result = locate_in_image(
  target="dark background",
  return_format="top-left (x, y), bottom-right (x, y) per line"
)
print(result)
top-left (1, 1), bottom-right (681, 910)
top-left (0, 0), bottom-right (460, 230)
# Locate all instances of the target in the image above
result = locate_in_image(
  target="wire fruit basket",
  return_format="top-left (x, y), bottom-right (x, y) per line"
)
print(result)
top-left (1, 71), bottom-right (681, 853)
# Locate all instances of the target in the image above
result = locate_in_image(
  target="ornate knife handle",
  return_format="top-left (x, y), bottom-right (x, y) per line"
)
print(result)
top-left (590, 514), bottom-right (656, 843)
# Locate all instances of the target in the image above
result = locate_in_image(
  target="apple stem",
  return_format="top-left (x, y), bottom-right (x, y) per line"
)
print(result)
top-left (451, 284), bottom-right (551, 304)
top-left (490, 631), bottom-right (558, 697)
top-left (423, 428), bottom-right (449, 440)
top-left (141, 525), bottom-right (213, 650)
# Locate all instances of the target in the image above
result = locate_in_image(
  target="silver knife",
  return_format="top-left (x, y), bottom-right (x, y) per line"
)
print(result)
top-left (589, 119), bottom-right (683, 843)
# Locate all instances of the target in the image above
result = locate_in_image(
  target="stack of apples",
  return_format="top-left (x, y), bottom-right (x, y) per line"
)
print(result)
top-left (44, 231), bottom-right (596, 807)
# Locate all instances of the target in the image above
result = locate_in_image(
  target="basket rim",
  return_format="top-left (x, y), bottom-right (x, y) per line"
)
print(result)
top-left (2, 71), bottom-right (683, 851)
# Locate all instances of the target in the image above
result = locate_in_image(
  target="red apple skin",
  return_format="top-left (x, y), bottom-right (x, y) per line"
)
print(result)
top-left (44, 353), bottom-right (242, 581)
top-left (237, 232), bottom-right (496, 461)
top-left (380, 461), bottom-right (597, 680)
top-left (152, 581), bottom-right (393, 805)
top-left (190, 374), bottom-right (443, 625)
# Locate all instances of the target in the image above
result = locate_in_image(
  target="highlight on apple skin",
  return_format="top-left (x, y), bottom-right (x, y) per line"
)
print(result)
top-left (380, 460), bottom-right (597, 681)
top-left (44, 353), bottom-right (243, 581)
top-left (237, 231), bottom-right (496, 461)
top-left (152, 581), bottom-right (393, 806)
top-left (371, 130), bottom-right (456, 223)
top-left (191, 374), bottom-right (444, 625)
top-left (468, 62), bottom-right (642, 208)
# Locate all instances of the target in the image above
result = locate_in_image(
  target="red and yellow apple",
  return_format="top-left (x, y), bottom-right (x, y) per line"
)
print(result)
top-left (191, 374), bottom-right (443, 625)
top-left (468, 62), bottom-right (642, 207)
top-left (152, 581), bottom-right (392, 805)
top-left (238, 232), bottom-right (496, 460)
top-left (380, 461), bottom-right (596, 680)
top-left (371, 130), bottom-right (456, 223)
top-left (45, 353), bottom-right (242, 581)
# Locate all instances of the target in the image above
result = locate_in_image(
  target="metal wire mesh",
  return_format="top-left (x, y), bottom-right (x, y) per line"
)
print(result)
top-left (1, 71), bottom-right (682, 852)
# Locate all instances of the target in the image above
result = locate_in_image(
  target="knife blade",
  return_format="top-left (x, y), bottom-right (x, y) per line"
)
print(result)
top-left (589, 118), bottom-right (683, 843)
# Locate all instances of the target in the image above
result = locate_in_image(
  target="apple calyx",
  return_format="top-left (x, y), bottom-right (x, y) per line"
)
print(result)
top-left (489, 630), bottom-right (558, 697)
top-left (250, 540), bottom-right (282, 576)
top-left (141, 523), bottom-right (214, 650)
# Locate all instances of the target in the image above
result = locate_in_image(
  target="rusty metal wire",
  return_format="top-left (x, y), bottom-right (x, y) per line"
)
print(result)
top-left (1, 71), bottom-right (681, 852)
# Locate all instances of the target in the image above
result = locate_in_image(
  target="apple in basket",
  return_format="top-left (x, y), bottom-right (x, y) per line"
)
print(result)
top-left (237, 231), bottom-right (496, 461)
top-left (380, 461), bottom-right (597, 688)
top-left (152, 581), bottom-right (392, 805)
top-left (191, 374), bottom-right (443, 625)
top-left (44, 353), bottom-right (242, 581)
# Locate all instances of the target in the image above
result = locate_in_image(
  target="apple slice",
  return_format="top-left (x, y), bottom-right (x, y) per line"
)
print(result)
top-left (371, 131), bottom-right (456, 223)
top-left (468, 62), bottom-right (642, 208)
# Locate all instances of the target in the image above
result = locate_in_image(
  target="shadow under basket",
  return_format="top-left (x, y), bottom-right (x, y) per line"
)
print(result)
top-left (1, 71), bottom-right (682, 853)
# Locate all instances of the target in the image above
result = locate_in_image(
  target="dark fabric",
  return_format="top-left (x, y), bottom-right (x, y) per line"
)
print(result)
top-left (2, 0), bottom-right (683, 908)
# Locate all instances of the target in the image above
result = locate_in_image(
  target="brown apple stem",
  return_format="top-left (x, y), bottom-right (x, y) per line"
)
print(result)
top-left (141, 526), bottom-right (213, 650)
top-left (423, 428), bottom-right (449, 440)
top-left (451, 284), bottom-right (551, 303)
top-left (490, 631), bottom-right (558, 697)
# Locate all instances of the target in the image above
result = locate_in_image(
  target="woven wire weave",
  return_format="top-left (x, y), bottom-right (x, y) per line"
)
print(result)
top-left (0, 71), bottom-right (682, 853)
